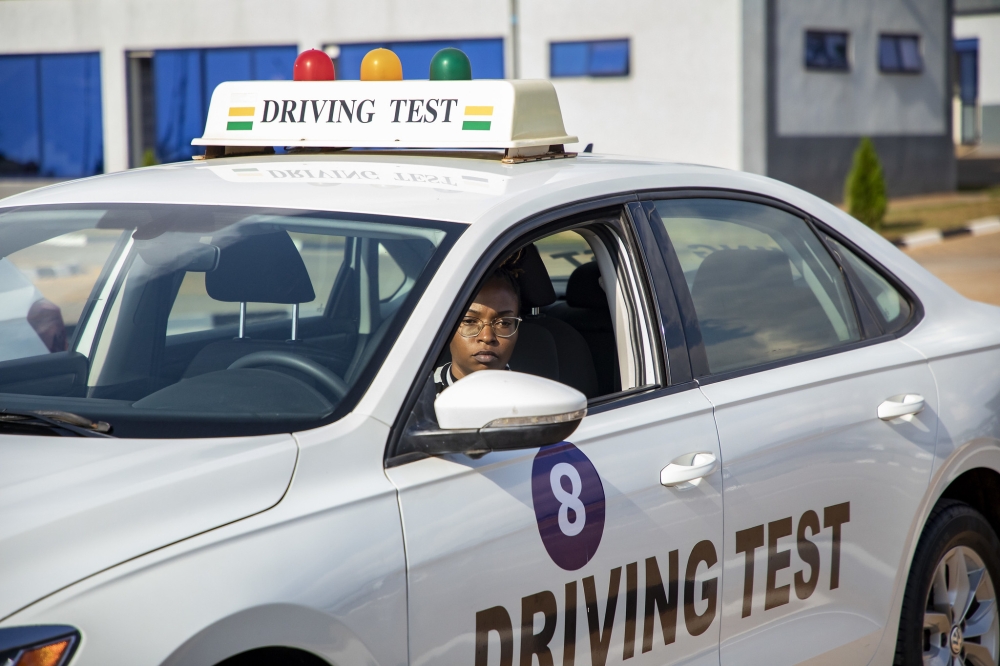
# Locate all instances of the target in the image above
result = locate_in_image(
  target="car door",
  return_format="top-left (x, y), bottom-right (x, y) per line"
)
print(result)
top-left (385, 207), bottom-right (725, 666)
top-left (640, 195), bottom-right (938, 665)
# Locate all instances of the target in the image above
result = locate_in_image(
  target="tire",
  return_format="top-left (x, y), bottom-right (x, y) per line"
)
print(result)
top-left (895, 500), bottom-right (1000, 665)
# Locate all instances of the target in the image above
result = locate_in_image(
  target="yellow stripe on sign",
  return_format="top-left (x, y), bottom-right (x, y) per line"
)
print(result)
top-left (228, 107), bottom-right (255, 117)
top-left (464, 106), bottom-right (494, 116)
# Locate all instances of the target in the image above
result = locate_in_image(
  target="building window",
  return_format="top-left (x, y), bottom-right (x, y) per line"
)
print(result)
top-left (804, 31), bottom-right (849, 71)
top-left (955, 38), bottom-right (979, 144)
top-left (332, 39), bottom-right (504, 80)
top-left (550, 39), bottom-right (630, 78)
top-left (879, 34), bottom-right (923, 73)
top-left (0, 53), bottom-right (104, 177)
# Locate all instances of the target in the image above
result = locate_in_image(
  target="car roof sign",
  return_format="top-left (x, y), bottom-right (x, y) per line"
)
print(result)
top-left (192, 79), bottom-right (579, 163)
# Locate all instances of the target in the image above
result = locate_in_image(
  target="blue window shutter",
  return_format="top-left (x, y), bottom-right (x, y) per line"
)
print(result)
top-left (0, 55), bottom-right (42, 175)
top-left (550, 42), bottom-right (588, 77)
top-left (39, 53), bottom-right (104, 177)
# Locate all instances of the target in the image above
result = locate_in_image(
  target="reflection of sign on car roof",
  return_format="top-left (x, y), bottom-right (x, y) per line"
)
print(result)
top-left (206, 161), bottom-right (509, 195)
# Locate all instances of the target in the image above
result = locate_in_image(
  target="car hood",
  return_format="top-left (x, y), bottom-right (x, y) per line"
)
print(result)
top-left (0, 433), bottom-right (297, 620)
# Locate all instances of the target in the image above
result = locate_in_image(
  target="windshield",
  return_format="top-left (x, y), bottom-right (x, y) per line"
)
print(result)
top-left (0, 204), bottom-right (460, 438)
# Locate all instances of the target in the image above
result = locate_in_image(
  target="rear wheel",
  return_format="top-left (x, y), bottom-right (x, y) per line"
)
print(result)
top-left (896, 500), bottom-right (1000, 666)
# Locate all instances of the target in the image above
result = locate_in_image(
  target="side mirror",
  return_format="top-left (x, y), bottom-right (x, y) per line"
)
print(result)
top-left (409, 370), bottom-right (587, 456)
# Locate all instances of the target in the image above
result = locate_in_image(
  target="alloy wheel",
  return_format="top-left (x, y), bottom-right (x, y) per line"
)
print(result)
top-left (923, 545), bottom-right (999, 666)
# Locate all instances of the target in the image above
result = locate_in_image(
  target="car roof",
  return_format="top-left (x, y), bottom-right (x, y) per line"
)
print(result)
top-left (0, 152), bottom-right (816, 227)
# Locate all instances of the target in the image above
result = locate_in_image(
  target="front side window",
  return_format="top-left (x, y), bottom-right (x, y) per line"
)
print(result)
top-left (648, 199), bottom-right (860, 375)
top-left (0, 204), bottom-right (458, 438)
top-left (393, 213), bottom-right (660, 460)
top-left (805, 30), bottom-right (850, 71)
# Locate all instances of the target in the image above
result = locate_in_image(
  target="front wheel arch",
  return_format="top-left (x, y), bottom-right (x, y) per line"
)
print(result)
top-left (939, 467), bottom-right (1000, 542)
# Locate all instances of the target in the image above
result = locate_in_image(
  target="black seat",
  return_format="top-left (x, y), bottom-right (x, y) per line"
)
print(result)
top-left (690, 249), bottom-right (840, 373)
top-left (545, 261), bottom-right (620, 396)
top-left (508, 244), bottom-right (600, 399)
top-left (183, 229), bottom-right (333, 378)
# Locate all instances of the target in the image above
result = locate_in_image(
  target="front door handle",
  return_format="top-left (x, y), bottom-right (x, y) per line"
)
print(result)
top-left (660, 452), bottom-right (718, 487)
top-left (878, 394), bottom-right (925, 421)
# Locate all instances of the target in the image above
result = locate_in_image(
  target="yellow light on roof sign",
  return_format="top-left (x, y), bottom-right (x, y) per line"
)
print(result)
top-left (193, 80), bottom-right (577, 155)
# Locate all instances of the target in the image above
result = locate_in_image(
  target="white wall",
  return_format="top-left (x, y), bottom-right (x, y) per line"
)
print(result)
top-left (775, 0), bottom-right (947, 136)
top-left (955, 13), bottom-right (1000, 106)
top-left (0, 0), bottom-right (748, 173)
top-left (0, 0), bottom-right (510, 173)
top-left (519, 0), bottom-right (744, 170)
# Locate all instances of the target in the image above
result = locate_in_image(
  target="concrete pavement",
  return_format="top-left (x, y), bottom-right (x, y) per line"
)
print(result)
top-left (906, 232), bottom-right (1000, 307)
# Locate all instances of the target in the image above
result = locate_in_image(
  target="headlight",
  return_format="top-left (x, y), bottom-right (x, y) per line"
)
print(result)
top-left (0, 626), bottom-right (78, 666)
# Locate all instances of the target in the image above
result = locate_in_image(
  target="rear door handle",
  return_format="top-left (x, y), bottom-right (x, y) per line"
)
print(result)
top-left (660, 452), bottom-right (718, 487)
top-left (878, 394), bottom-right (925, 421)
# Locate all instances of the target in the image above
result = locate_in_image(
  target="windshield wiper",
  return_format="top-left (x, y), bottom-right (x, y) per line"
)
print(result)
top-left (0, 410), bottom-right (114, 438)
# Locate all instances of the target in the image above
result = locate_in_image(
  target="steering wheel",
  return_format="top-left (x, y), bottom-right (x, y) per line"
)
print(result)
top-left (228, 351), bottom-right (349, 400)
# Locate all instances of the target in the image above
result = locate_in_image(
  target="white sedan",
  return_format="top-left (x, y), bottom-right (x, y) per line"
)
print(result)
top-left (1, 84), bottom-right (999, 666)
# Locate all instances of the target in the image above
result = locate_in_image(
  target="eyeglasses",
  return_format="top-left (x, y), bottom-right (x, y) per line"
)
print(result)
top-left (457, 316), bottom-right (522, 338)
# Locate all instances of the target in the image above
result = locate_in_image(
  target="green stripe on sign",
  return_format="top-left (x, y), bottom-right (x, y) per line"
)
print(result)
top-left (462, 120), bottom-right (491, 131)
top-left (227, 121), bottom-right (253, 131)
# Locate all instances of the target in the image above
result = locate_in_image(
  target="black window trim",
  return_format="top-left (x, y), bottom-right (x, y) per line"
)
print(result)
top-left (384, 192), bottom-right (701, 467)
top-left (635, 187), bottom-right (924, 386)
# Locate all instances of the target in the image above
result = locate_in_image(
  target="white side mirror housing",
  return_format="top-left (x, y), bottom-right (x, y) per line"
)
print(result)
top-left (429, 370), bottom-right (587, 452)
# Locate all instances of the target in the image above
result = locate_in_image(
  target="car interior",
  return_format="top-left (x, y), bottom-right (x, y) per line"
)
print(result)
top-left (0, 207), bottom-right (452, 437)
top-left (428, 221), bottom-right (655, 405)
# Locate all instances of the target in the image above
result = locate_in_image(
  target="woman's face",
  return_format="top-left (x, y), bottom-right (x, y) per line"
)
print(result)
top-left (449, 278), bottom-right (519, 380)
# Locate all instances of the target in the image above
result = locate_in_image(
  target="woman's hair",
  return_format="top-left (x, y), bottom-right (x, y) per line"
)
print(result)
top-left (487, 249), bottom-right (524, 303)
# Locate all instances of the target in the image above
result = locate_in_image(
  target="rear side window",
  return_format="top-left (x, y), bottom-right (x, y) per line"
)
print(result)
top-left (649, 198), bottom-right (860, 375)
top-left (826, 237), bottom-right (911, 334)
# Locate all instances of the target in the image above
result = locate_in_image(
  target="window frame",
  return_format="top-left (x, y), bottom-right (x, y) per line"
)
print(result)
top-left (634, 188), bottom-right (923, 384)
top-left (385, 194), bottom-right (693, 467)
top-left (804, 30), bottom-right (851, 72)
top-left (549, 38), bottom-right (631, 78)
top-left (878, 33), bottom-right (924, 74)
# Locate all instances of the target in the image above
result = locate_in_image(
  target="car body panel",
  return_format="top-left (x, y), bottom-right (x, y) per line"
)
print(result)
top-left (387, 388), bottom-right (724, 666)
top-left (705, 340), bottom-right (938, 665)
top-left (3, 414), bottom-right (408, 666)
top-left (0, 433), bottom-right (297, 621)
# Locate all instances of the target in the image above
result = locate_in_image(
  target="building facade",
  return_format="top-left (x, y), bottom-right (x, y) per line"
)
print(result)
top-left (0, 0), bottom-right (954, 201)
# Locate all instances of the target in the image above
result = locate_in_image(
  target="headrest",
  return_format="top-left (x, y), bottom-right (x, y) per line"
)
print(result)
top-left (516, 243), bottom-right (556, 309)
top-left (692, 249), bottom-right (792, 299)
top-left (206, 229), bottom-right (315, 304)
top-left (565, 262), bottom-right (607, 309)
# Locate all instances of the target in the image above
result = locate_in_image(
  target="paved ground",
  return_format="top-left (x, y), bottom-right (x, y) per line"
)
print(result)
top-left (906, 232), bottom-right (1000, 306)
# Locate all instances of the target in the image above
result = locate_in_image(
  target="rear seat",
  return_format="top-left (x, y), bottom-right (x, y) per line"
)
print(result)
top-left (508, 244), bottom-right (600, 399)
top-left (544, 261), bottom-right (620, 396)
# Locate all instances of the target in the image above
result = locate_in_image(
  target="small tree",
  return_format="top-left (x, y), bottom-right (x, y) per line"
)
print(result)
top-left (844, 137), bottom-right (887, 231)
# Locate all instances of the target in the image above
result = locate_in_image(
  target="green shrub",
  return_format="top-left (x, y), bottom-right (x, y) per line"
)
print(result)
top-left (844, 137), bottom-right (887, 231)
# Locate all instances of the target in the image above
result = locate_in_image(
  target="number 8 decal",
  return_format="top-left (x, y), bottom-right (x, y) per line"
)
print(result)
top-left (532, 442), bottom-right (605, 570)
